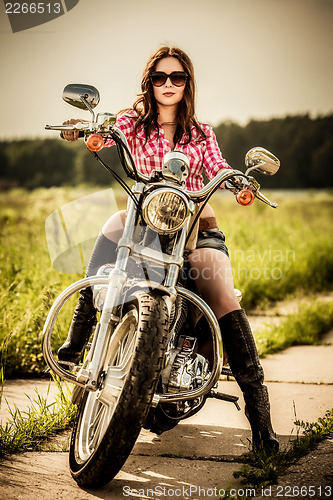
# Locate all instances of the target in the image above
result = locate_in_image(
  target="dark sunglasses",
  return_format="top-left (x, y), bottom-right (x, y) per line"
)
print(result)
top-left (150, 71), bottom-right (188, 87)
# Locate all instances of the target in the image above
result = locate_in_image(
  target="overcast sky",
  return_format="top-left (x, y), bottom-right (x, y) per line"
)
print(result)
top-left (0, 0), bottom-right (332, 139)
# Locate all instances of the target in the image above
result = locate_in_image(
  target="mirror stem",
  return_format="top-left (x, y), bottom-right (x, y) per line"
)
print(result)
top-left (80, 95), bottom-right (96, 121)
top-left (245, 162), bottom-right (265, 176)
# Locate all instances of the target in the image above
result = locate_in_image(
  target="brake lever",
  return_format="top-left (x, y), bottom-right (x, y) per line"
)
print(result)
top-left (255, 190), bottom-right (278, 208)
top-left (45, 121), bottom-right (92, 132)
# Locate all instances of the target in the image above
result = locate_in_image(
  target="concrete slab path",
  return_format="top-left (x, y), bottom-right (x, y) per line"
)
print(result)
top-left (0, 331), bottom-right (332, 499)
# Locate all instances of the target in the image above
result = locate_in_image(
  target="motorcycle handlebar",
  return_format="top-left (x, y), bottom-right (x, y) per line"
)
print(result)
top-left (185, 169), bottom-right (245, 200)
top-left (45, 122), bottom-right (278, 208)
top-left (112, 127), bottom-right (278, 207)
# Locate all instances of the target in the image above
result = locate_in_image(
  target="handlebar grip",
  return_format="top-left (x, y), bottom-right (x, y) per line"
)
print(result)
top-left (60, 131), bottom-right (85, 140)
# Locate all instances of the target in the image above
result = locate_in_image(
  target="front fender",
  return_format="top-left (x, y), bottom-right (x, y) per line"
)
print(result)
top-left (124, 280), bottom-right (172, 302)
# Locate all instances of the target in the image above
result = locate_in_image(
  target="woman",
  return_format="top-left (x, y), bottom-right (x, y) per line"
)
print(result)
top-left (59, 46), bottom-right (278, 452)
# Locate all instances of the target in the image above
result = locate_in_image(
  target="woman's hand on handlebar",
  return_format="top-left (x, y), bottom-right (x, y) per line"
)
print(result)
top-left (216, 167), bottom-right (232, 189)
top-left (61, 119), bottom-right (83, 141)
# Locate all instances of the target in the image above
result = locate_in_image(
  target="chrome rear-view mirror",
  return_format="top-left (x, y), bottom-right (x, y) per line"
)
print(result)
top-left (62, 84), bottom-right (100, 111)
top-left (245, 147), bottom-right (280, 176)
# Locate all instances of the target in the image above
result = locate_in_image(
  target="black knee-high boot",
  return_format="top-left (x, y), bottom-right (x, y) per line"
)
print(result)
top-left (58, 233), bottom-right (117, 364)
top-left (219, 309), bottom-right (279, 452)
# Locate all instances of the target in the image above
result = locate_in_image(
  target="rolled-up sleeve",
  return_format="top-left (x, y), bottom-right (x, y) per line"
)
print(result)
top-left (202, 126), bottom-right (232, 180)
top-left (103, 112), bottom-right (137, 148)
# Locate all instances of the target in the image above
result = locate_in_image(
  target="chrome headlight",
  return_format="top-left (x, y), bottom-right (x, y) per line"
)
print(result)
top-left (142, 188), bottom-right (190, 234)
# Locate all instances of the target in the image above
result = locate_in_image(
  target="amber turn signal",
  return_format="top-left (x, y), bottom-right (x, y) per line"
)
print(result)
top-left (86, 134), bottom-right (104, 152)
top-left (236, 189), bottom-right (255, 206)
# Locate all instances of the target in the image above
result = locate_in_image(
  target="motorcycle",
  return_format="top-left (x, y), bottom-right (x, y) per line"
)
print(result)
top-left (43, 84), bottom-right (280, 488)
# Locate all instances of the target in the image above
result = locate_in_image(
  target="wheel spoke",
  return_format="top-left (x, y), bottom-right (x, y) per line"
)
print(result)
top-left (87, 403), bottom-right (107, 453)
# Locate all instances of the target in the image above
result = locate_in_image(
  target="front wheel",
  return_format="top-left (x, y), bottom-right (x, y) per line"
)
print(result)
top-left (69, 292), bottom-right (169, 488)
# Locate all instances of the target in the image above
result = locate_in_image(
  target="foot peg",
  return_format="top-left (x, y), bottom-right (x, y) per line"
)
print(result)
top-left (221, 366), bottom-right (233, 377)
top-left (208, 389), bottom-right (241, 410)
top-left (58, 359), bottom-right (76, 371)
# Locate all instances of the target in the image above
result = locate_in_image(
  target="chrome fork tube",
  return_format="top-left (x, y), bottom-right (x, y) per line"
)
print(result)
top-left (164, 222), bottom-right (188, 293)
top-left (162, 222), bottom-right (189, 314)
top-left (80, 186), bottom-right (143, 390)
top-left (114, 184), bottom-right (144, 271)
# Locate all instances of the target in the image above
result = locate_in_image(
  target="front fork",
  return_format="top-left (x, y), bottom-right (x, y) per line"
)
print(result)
top-left (43, 183), bottom-right (223, 397)
top-left (43, 187), bottom-right (142, 389)
top-left (76, 186), bottom-right (145, 389)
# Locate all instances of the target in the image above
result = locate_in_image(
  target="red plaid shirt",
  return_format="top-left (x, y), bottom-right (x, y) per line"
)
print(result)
top-left (104, 110), bottom-right (231, 191)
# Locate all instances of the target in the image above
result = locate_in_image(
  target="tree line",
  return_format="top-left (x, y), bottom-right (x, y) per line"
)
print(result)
top-left (0, 114), bottom-right (332, 190)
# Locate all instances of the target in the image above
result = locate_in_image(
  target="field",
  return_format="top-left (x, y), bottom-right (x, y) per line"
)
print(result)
top-left (0, 187), bottom-right (332, 378)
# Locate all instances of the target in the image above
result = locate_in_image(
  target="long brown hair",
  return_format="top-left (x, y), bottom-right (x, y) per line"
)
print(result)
top-left (132, 46), bottom-right (206, 145)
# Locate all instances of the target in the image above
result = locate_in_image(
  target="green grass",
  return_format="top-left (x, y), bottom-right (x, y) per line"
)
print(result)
top-left (254, 298), bottom-right (333, 356)
top-left (0, 377), bottom-right (76, 456)
top-left (0, 186), bottom-right (115, 378)
top-left (0, 188), bottom-right (332, 378)
top-left (211, 190), bottom-right (333, 309)
top-left (231, 409), bottom-right (333, 492)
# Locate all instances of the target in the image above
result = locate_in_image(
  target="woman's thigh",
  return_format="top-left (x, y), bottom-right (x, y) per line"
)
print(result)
top-left (188, 248), bottom-right (240, 318)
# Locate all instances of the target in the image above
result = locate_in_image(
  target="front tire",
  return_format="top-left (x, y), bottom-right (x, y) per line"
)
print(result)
top-left (69, 292), bottom-right (169, 488)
